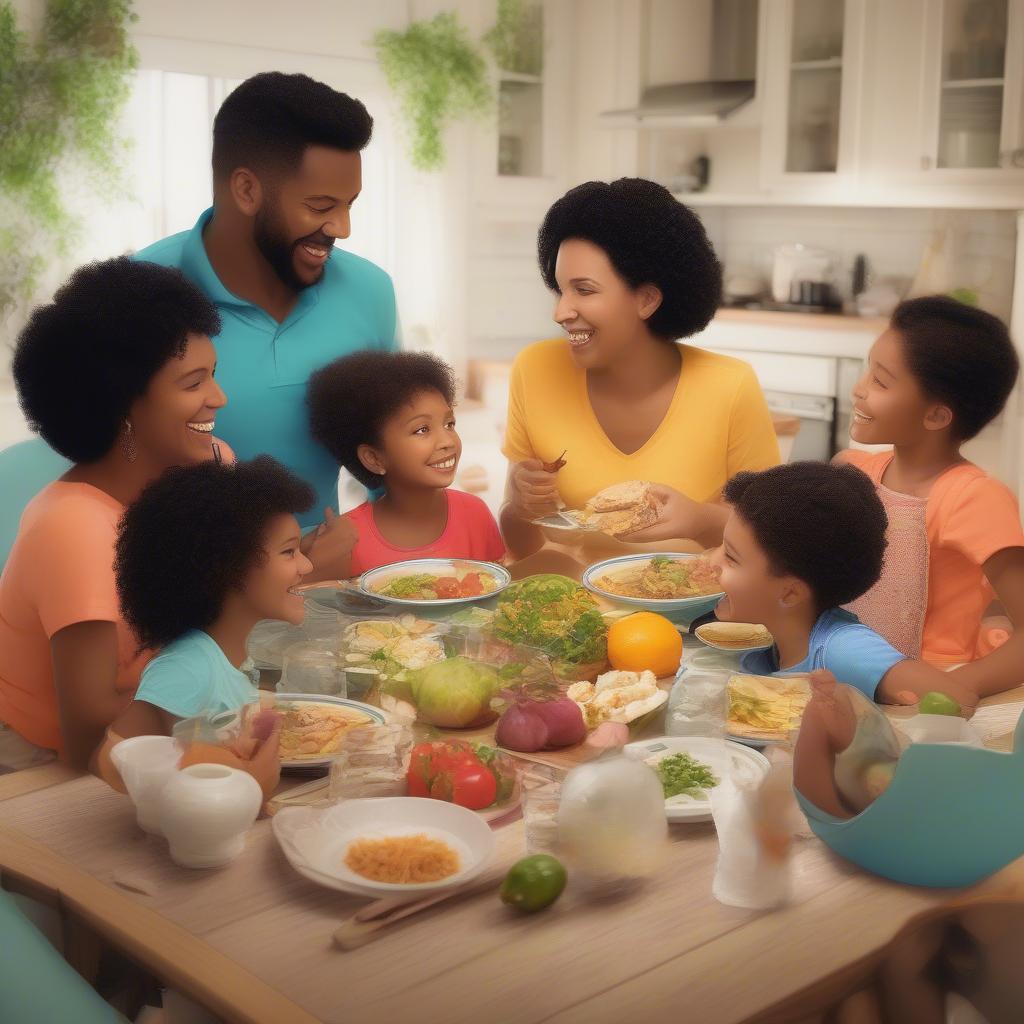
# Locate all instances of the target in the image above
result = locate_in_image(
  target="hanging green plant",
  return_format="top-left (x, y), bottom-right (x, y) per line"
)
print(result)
top-left (484, 0), bottom-right (543, 76)
top-left (0, 0), bottom-right (138, 316)
top-left (374, 12), bottom-right (493, 172)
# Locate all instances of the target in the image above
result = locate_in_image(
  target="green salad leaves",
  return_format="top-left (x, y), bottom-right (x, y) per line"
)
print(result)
top-left (656, 753), bottom-right (719, 800)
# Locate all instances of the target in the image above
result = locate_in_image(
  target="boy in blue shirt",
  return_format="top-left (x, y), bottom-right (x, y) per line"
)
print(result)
top-left (714, 461), bottom-right (979, 708)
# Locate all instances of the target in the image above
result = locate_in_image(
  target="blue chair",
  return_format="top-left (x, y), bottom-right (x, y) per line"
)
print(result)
top-left (0, 439), bottom-right (71, 571)
top-left (0, 890), bottom-right (125, 1022)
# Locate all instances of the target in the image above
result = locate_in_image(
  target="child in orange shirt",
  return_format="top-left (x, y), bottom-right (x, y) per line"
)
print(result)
top-left (836, 296), bottom-right (1024, 697)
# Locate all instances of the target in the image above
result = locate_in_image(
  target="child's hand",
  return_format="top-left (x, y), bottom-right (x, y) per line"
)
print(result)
top-left (305, 507), bottom-right (358, 582)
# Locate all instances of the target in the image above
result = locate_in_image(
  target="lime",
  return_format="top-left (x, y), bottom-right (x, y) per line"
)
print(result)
top-left (500, 854), bottom-right (567, 913)
top-left (919, 691), bottom-right (961, 717)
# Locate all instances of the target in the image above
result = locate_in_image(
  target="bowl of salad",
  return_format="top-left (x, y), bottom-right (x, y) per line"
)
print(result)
top-left (358, 558), bottom-right (511, 609)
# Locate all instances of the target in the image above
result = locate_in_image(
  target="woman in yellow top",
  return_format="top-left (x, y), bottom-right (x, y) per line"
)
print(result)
top-left (501, 178), bottom-right (780, 560)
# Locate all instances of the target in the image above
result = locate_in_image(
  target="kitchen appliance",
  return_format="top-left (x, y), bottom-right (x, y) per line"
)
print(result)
top-left (771, 244), bottom-right (838, 306)
top-left (601, 0), bottom-right (759, 125)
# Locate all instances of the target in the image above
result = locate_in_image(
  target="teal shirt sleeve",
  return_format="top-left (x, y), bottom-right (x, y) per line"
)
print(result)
top-left (819, 624), bottom-right (905, 699)
top-left (135, 649), bottom-right (215, 720)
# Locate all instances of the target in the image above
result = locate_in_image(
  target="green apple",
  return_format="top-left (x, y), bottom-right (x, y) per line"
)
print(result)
top-left (918, 691), bottom-right (961, 717)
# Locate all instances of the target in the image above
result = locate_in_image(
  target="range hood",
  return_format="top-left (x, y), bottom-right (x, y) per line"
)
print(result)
top-left (602, 0), bottom-right (758, 126)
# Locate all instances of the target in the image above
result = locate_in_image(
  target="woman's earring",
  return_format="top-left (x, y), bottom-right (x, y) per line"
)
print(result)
top-left (122, 420), bottom-right (137, 463)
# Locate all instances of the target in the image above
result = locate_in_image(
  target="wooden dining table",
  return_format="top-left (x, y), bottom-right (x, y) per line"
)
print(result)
top-left (3, 679), bottom-right (1022, 1024)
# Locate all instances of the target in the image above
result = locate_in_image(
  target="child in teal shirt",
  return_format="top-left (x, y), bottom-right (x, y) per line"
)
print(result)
top-left (99, 457), bottom-right (314, 792)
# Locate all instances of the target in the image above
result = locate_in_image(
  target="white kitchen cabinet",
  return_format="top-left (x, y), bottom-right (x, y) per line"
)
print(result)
top-left (917, 0), bottom-right (1024, 183)
top-left (759, 0), bottom-right (867, 196)
top-left (470, 0), bottom-right (574, 214)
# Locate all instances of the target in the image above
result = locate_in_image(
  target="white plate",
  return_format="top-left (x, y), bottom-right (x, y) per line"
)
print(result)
top-left (272, 797), bottom-right (496, 897)
top-left (274, 693), bottom-right (387, 771)
top-left (693, 623), bottom-right (773, 654)
top-left (582, 554), bottom-right (725, 624)
top-left (359, 559), bottom-right (511, 609)
top-left (623, 735), bottom-right (770, 822)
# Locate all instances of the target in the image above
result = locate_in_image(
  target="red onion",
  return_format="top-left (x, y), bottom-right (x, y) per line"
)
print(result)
top-left (495, 703), bottom-right (549, 752)
top-left (531, 698), bottom-right (587, 748)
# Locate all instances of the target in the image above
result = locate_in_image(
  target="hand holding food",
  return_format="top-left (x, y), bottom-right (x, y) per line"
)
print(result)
top-left (575, 480), bottom-right (660, 538)
top-left (509, 459), bottom-right (562, 520)
top-left (614, 483), bottom-right (709, 542)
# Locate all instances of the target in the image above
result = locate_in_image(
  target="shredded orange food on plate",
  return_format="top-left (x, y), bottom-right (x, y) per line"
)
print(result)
top-left (344, 833), bottom-right (460, 883)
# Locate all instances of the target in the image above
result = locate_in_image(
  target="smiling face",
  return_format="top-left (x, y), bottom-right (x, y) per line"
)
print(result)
top-left (359, 388), bottom-right (461, 490)
top-left (709, 511), bottom-right (808, 629)
top-left (253, 145), bottom-right (362, 292)
top-left (237, 513), bottom-right (313, 625)
top-left (128, 334), bottom-right (226, 470)
top-left (849, 327), bottom-right (952, 445)
top-left (551, 238), bottom-right (663, 369)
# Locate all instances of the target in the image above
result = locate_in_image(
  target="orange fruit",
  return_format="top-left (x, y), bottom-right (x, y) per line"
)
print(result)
top-left (607, 612), bottom-right (683, 677)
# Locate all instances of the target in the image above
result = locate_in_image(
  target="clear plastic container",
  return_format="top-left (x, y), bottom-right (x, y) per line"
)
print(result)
top-left (666, 665), bottom-right (730, 739)
top-left (327, 722), bottom-right (413, 799)
top-left (278, 640), bottom-right (346, 697)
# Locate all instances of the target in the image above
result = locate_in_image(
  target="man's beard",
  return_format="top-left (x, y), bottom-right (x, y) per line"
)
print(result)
top-left (253, 207), bottom-right (323, 293)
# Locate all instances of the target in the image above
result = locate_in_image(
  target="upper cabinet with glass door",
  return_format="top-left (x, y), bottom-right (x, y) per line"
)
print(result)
top-left (472, 0), bottom-right (571, 210)
top-left (919, 0), bottom-right (1024, 181)
top-left (759, 0), bottom-right (867, 192)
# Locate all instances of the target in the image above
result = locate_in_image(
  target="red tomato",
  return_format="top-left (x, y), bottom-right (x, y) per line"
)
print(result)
top-left (448, 762), bottom-right (497, 810)
top-left (406, 742), bottom-right (438, 797)
top-left (430, 761), bottom-right (497, 810)
top-left (433, 576), bottom-right (461, 599)
top-left (459, 573), bottom-right (484, 597)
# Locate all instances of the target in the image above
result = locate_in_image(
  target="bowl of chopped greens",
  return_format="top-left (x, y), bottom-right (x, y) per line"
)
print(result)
top-left (623, 735), bottom-right (769, 822)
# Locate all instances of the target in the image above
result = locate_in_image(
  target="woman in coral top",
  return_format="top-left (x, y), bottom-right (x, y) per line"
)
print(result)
top-left (501, 178), bottom-right (779, 562)
top-left (0, 258), bottom-right (230, 771)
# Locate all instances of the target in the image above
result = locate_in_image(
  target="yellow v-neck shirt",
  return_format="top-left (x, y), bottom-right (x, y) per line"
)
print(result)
top-left (502, 339), bottom-right (781, 509)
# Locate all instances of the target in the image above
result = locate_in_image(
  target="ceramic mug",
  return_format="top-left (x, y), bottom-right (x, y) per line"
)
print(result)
top-left (158, 763), bottom-right (262, 869)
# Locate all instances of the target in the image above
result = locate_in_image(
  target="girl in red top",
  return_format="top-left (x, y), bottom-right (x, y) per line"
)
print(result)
top-left (307, 351), bottom-right (505, 577)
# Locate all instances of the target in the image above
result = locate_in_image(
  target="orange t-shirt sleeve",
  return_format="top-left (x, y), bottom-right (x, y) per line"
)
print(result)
top-left (726, 363), bottom-right (781, 479)
top-left (501, 355), bottom-right (537, 464)
top-left (940, 476), bottom-right (1024, 568)
top-left (27, 504), bottom-right (120, 638)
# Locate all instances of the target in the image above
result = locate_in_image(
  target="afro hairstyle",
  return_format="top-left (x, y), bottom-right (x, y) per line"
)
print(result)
top-left (116, 456), bottom-right (315, 651)
top-left (12, 257), bottom-right (221, 463)
top-left (723, 461), bottom-right (888, 612)
top-left (536, 177), bottom-right (722, 341)
top-left (890, 295), bottom-right (1019, 441)
top-left (307, 350), bottom-right (458, 489)
top-left (212, 72), bottom-right (373, 180)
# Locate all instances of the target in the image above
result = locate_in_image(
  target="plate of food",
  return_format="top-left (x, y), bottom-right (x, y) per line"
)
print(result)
top-left (623, 735), bottom-right (770, 822)
top-left (726, 673), bottom-right (811, 747)
top-left (358, 559), bottom-right (511, 608)
top-left (530, 480), bottom-right (661, 536)
top-left (275, 693), bottom-right (387, 770)
top-left (272, 796), bottom-right (496, 897)
top-left (694, 621), bottom-right (773, 654)
top-left (582, 553), bottom-right (725, 623)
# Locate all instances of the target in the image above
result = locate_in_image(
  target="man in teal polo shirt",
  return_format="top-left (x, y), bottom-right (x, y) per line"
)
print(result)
top-left (137, 72), bottom-right (397, 535)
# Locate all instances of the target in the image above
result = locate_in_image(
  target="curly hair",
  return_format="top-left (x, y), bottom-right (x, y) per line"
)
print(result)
top-left (213, 72), bottom-right (373, 180)
top-left (116, 456), bottom-right (315, 651)
top-left (307, 350), bottom-right (458, 488)
top-left (536, 178), bottom-right (722, 341)
top-left (891, 296), bottom-right (1019, 441)
top-left (723, 461), bottom-right (888, 611)
top-left (12, 257), bottom-right (221, 463)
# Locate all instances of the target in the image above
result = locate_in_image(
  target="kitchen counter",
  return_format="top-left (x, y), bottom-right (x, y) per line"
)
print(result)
top-left (695, 308), bottom-right (884, 361)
